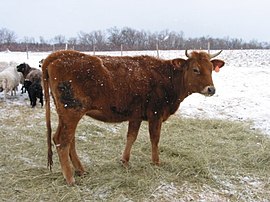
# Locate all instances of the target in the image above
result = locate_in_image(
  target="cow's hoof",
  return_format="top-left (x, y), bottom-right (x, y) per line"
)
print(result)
top-left (151, 161), bottom-right (160, 166)
top-left (120, 159), bottom-right (130, 168)
top-left (66, 177), bottom-right (75, 186)
top-left (75, 170), bottom-right (87, 176)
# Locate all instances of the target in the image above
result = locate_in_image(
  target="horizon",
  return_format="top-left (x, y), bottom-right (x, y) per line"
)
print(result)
top-left (1, 26), bottom-right (268, 45)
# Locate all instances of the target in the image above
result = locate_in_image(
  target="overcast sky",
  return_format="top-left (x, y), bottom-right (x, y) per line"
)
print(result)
top-left (1, 0), bottom-right (269, 42)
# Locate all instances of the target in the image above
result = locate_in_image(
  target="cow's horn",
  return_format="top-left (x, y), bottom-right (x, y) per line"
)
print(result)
top-left (209, 50), bottom-right (223, 59)
top-left (185, 50), bottom-right (191, 58)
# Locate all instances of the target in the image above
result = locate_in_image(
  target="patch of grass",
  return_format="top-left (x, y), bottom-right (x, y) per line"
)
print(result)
top-left (1, 102), bottom-right (270, 201)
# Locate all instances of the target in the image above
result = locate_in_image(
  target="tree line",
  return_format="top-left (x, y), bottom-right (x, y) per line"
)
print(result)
top-left (0, 27), bottom-right (269, 52)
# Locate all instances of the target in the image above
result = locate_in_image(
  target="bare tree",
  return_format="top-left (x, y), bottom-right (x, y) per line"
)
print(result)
top-left (23, 36), bottom-right (36, 44)
top-left (78, 31), bottom-right (94, 46)
top-left (67, 37), bottom-right (77, 49)
top-left (107, 27), bottom-right (124, 50)
top-left (39, 36), bottom-right (47, 44)
top-left (78, 30), bottom-right (107, 51)
top-left (53, 35), bottom-right (66, 44)
top-left (0, 26), bottom-right (269, 51)
top-left (120, 27), bottom-right (138, 50)
top-left (0, 28), bottom-right (17, 44)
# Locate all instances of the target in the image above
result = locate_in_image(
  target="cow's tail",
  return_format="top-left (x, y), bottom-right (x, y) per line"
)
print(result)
top-left (42, 58), bottom-right (53, 170)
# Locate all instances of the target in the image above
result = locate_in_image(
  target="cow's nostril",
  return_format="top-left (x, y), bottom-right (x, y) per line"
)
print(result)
top-left (208, 86), bottom-right (216, 95)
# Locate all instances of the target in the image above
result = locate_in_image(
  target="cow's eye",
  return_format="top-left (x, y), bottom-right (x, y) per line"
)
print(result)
top-left (193, 67), bottom-right (200, 74)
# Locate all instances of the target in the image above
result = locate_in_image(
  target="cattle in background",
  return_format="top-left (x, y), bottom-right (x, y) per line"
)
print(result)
top-left (25, 67), bottom-right (42, 84)
top-left (16, 63), bottom-right (39, 79)
top-left (16, 63), bottom-right (42, 92)
top-left (42, 50), bottom-right (225, 185)
top-left (39, 59), bottom-right (44, 67)
top-left (17, 63), bottom-right (43, 106)
top-left (0, 66), bottom-right (22, 100)
top-left (0, 61), bottom-right (19, 72)
top-left (24, 80), bottom-right (43, 107)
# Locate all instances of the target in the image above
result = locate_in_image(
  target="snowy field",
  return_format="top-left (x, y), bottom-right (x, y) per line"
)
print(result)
top-left (0, 49), bottom-right (269, 135)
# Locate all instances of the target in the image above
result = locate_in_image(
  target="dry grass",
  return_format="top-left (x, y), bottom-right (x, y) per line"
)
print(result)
top-left (1, 99), bottom-right (270, 201)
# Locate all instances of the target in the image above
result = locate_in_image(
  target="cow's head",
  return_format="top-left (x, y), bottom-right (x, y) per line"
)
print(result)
top-left (16, 63), bottom-right (29, 73)
top-left (39, 59), bottom-right (44, 67)
top-left (173, 50), bottom-right (225, 96)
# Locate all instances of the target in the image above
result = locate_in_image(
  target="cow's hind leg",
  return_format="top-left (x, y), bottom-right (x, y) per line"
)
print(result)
top-left (69, 137), bottom-right (85, 176)
top-left (148, 118), bottom-right (162, 165)
top-left (53, 114), bottom-right (82, 185)
top-left (32, 96), bottom-right (37, 107)
top-left (121, 120), bottom-right (142, 167)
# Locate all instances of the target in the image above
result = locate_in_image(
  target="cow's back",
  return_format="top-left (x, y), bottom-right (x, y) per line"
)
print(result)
top-left (43, 50), bottom-right (174, 122)
top-left (95, 55), bottom-right (175, 120)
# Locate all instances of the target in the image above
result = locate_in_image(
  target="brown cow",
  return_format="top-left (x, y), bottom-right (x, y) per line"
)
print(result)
top-left (42, 50), bottom-right (225, 185)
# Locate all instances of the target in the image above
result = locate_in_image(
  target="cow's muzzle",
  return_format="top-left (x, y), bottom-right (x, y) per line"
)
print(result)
top-left (201, 86), bottom-right (216, 96)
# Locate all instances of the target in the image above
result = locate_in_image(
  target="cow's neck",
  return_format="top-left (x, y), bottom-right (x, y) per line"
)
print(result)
top-left (167, 68), bottom-right (190, 115)
top-left (23, 68), bottom-right (31, 78)
top-left (179, 70), bottom-right (191, 101)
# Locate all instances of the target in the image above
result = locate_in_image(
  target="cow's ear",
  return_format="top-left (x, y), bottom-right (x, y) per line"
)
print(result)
top-left (172, 58), bottom-right (186, 68)
top-left (211, 59), bottom-right (225, 72)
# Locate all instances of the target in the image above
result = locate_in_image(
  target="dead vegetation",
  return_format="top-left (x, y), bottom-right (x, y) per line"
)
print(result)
top-left (1, 100), bottom-right (270, 201)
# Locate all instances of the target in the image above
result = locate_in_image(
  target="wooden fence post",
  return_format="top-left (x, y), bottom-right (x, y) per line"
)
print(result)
top-left (26, 44), bottom-right (29, 59)
top-left (156, 43), bottom-right (159, 58)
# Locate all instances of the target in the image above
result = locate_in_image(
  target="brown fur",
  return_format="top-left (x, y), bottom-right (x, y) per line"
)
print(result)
top-left (26, 69), bottom-right (42, 83)
top-left (16, 63), bottom-right (38, 79)
top-left (42, 50), bottom-right (225, 185)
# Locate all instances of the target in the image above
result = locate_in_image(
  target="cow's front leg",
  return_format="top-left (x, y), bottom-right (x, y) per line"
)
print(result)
top-left (121, 120), bottom-right (142, 167)
top-left (148, 118), bottom-right (162, 165)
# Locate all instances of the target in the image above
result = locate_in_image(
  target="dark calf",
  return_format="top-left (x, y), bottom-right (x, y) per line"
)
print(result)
top-left (24, 80), bottom-right (43, 107)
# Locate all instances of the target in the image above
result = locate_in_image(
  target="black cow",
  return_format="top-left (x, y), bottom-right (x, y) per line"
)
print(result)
top-left (24, 80), bottom-right (43, 107)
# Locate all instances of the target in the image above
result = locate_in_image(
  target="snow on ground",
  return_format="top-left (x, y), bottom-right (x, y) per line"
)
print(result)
top-left (0, 49), bottom-right (269, 135)
top-left (179, 50), bottom-right (270, 135)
